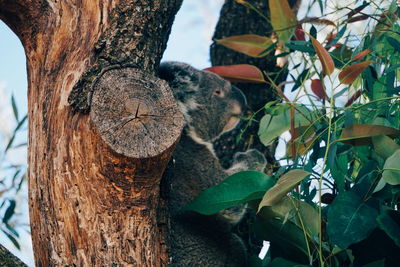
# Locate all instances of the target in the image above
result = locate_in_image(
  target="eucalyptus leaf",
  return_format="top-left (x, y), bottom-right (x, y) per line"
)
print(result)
top-left (267, 257), bottom-right (308, 267)
top-left (11, 94), bottom-right (19, 121)
top-left (286, 42), bottom-right (315, 54)
top-left (259, 196), bottom-right (319, 237)
top-left (363, 259), bottom-right (385, 267)
top-left (382, 149), bottom-right (400, 185)
top-left (2, 200), bottom-right (16, 225)
top-left (339, 124), bottom-right (400, 146)
top-left (1, 229), bottom-right (20, 250)
top-left (252, 218), bottom-right (310, 262)
top-left (182, 171), bottom-right (274, 215)
top-left (269, 0), bottom-right (297, 44)
top-left (258, 106), bottom-right (314, 146)
top-left (258, 170), bottom-right (311, 209)
top-left (386, 36), bottom-right (400, 52)
top-left (327, 191), bottom-right (378, 248)
top-left (377, 209), bottom-right (400, 247)
top-left (372, 135), bottom-right (400, 159)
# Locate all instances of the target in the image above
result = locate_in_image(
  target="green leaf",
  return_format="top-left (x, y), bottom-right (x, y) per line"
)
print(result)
top-left (258, 105), bottom-right (313, 146)
top-left (377, 209), bottom-right (400, 247)
top-left (15, 114), bottom-right (27, 132)
top-left (182, 171), bottom-right (274, 215)
top-left (216, 34), bottom-right (274, 58)
top-left (1, 229), bottom-right (20, 250)
top-left (5, 223), bottom-right (19, 238)
top-left (382, 149), bottom-right (400, 185)
top-left (363, 259), bottom-right (385, 267)
top-left (326, 25), bottom-right (347, 49)
top-left (11, 94), bottom-right (19, 121)
top-left (2, 200), bottom-right (16, 225)
top-left (269, 0), bottom-right (297, 44)
top-left (291, 68), bottom-right (310, 92)
top-left (252, 218), bottom-right (310, 262)
top-left (5, 114), bottom-right (27, 152)
top-left (267, 258), bottom-right (308, 267)
top-left (386, 36), bottom-right (400, 52)
top-left (329, 150), bottom-right (348, 192)
top-left (5, 134), bottom-right (16, 152)
top-left (259, 197), bottom-right (319, 237)
top-left (258, 170), bottom-right (311, 210)
top-left (286, 41), bottom-right (315, 54)
top-left (372, 135), bottom-right (400, 159)
top-left (327, 191), bottom-right (378, 249)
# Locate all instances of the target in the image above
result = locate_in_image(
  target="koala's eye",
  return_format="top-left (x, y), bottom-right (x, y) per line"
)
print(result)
top-left (213, 89), bottom-right (224, 97)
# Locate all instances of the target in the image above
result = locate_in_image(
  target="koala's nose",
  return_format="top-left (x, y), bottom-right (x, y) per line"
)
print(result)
top-left (231, 86), bottom-right (247, 115)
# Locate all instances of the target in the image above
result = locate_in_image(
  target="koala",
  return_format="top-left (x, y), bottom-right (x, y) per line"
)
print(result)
top-left (159, 62), bottom-right (266, 267)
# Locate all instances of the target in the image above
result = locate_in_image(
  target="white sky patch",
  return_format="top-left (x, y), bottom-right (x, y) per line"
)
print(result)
top-left (0, 81), bottom-right (14, 139)
top-left (163, 0), bottom-right (224, 69)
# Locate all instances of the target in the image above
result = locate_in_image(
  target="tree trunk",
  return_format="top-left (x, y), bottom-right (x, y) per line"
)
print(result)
top-left (0, 0), bottom-right (184, 266)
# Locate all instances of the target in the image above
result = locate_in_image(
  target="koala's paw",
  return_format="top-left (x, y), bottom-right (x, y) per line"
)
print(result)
top-left (219, 205), bottom-right (247, 225)
top-left (229, 149), bottom-right (267, 173)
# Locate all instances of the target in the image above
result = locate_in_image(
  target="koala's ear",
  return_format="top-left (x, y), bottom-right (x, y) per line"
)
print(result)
top-left (158, 62), bottom-right (200, 103)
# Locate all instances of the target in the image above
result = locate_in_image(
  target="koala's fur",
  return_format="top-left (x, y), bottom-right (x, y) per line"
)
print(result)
top-left (159, 62), bottom-right (266, 267)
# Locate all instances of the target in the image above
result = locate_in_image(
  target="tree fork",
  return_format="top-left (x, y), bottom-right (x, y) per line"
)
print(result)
top-left (0, 0), bottom-right (184, 266)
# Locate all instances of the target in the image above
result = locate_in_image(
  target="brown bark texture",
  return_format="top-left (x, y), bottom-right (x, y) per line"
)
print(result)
top-left (0, 0), bottom-right (184, 266)
top-left (0, 244), bottom-right (28, 267)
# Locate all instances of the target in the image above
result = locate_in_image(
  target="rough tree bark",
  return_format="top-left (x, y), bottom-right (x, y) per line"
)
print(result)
top-left (0, 0), bottom-right (184, 266)
top-left (0, 244), bottom-right (27, 267)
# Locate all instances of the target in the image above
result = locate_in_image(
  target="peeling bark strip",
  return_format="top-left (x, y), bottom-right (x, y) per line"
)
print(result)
top-left (91, 67), bottom-right (184, 158)
top-left (1, 0), bottom-right (183, 266)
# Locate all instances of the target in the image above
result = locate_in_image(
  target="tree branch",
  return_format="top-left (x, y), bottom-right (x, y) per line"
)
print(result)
top-left (0, 0), bottom-right (50, 45)
top-left (0, 243), bottom-right (28, 267)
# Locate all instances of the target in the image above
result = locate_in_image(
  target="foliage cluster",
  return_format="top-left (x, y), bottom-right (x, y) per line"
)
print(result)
top-left (0, 94), bottom-right (27, 249)
top-left (187, 0), bottom-right (400, 266)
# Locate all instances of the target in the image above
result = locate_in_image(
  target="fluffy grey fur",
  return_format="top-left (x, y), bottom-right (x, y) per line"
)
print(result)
top-left (159, 62), bottom-right (266, 267)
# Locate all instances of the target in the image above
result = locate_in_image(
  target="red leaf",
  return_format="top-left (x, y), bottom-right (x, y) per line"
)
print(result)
top-left (216, 34), bottom-right (273, 58)
top-left (204, 65), bottom-right (266, 83)
top-left (339, 61), bottom-right (373, 84)
top-left (300, 17), bottom-right (336, 27)
top-left (340, 124), bottom-right (400, 146)
top-left (311, 79), bottom-right (326, 100)
top-left (325, 32), bottom-right (336, 47)
top-left (347, 14), bottom-right (370, 23)
top-left (352, 49), bottom-right (371, 61)
top-left (345, 90), bottom-right (362, 107)
top-left (294, 25), bottom-right (305, 41)
top-left (306, 33), bottom-right (335, 75)
top-left (346, 3), bottom-right (370, 18)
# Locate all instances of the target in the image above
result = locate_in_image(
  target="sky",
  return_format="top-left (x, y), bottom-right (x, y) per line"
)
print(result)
top-left (0, 0), bottom-right (223, 265)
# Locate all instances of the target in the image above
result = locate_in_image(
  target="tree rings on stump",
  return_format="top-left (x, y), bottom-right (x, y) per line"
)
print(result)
top-left (90, 67), bottom-right (184, 158)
